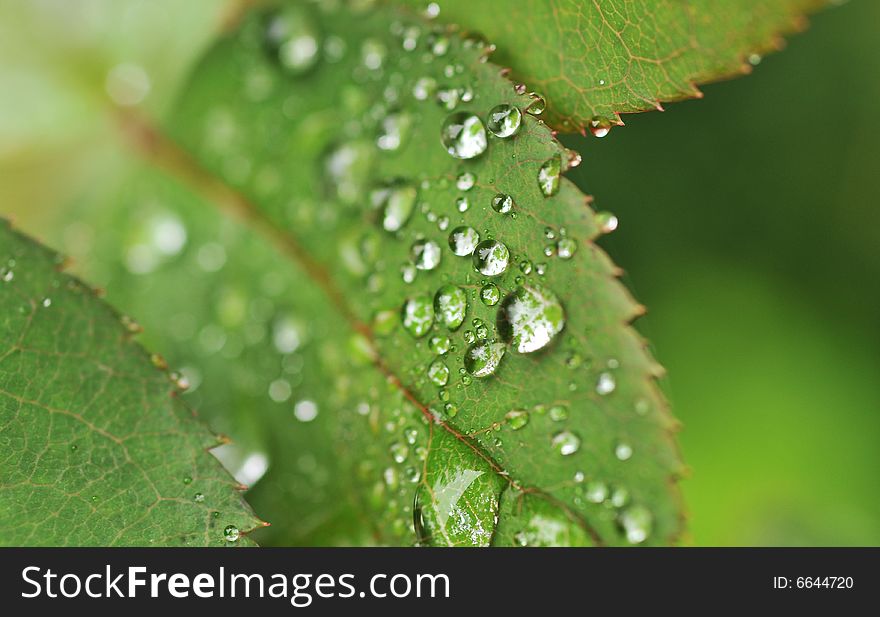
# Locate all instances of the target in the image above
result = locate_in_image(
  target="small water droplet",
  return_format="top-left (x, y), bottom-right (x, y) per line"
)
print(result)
top-left (41, 297), bottom-right (52, 308)
top-left (615, 442), bottom-right (632, 461)
top-left (548, 405), bottom-right (568, 421)
top-left (491, 193), bottom-right (514, 214)
top-left (595, 211), bottom-right (619, 234)
top-left (194, 492), bottom-right (205, 503)
top-left (361, 38), bottom-right (387, 70)
top-left (411, 238), bottom-right (441, 270)
top-left (464, 341), bottom-right (506, 377)
top-left (413, 76), bottom-right (438, 100)
top-left (456, 196), bottom-right (470, 212)
top-left (294, 399), bottom-right (318, 422)
top-left (264, 6), bottom-right (322, 75)
top-left (556, 237), bottom-right (578, 259)
top-left (538, 156), bottom-right (561, 197)
top-left (519, 259), bottom-right (533, 275)
top-left (441, 112), bottom-right (488, 159)
top-left (472, 239), bottom-right (510, 276)
top-left (448, 226), bottom-right (480, 256)
top-left (596, 371), bottom-right (616, 395)
top-left (480, 283), bottom-right (501, 306)
top-left (524, 92), bottom-right (546, 115)
top-left (586, 481), bottom-right (608, 503)
top-left (427, 358), bottom-right (450, 386)
top-left (377, 111), bottom-right (413, 151)
top-left (444, 402), bottom-right (458, 418)
top-left (588, 116), bottom-right (613, 138)
top-left (506, 410), bottom-right (529, 430)
top-left (389, 441), bottom-right (409, 464)
top-left (551, 430), bottom-right (580, 456)
top-left (456, 172), bottom-right (475, 191)
top-left (375, 182), bottom-right (418, 232)
top-left (433, 285), bottom-right (467, 330)
top-left (223, 525), bottom-right (240, 542)
top-left (486, 104), bottom-right (522, 138)
top-left (402, 295), bottom-right (435, 337)
top-left (429, 335), bottom-right (451, 355)
top-left (497, 285), bottom-right (565, 353)
top-left (619, 505), bottom-right (652, 544)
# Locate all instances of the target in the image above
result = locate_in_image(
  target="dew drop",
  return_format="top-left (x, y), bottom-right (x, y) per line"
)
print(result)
top-left (402, 295), bottom-right (435, 337)
top-left (589, 116), bottom-right (613, 138)
top-left (377, 111), bottom-right (413, 151)
top-left (448, 226), bottom-right (480, 256)
top-left (524, 93), bottom-right (546, 115)
top-left (441, 112), bottom-right (488, 159)
top-left (223, 525), bottom-right (240, 543)
top-left (294, 399), bottom-right (318, 422)
top-left (491, 193), bottom-right (514, 214)
top-left (194, 492), bottom-right (205, 503)
top-left (538, 156), bottom-right (561, 197)
top-left (472, 239), bottom-right (510, 276)
top-left (264, 6), bottom-right (321, 76)
top-left (551, 430), bottom-right (580, 456)
top-left (548, 405), bottom-right (568, 422)
top-left (595, 211), bottom-right (619, 234)
top-left (411, 238), bottom-right (441, 270)
top-left (463, 341), bottom-right (506, 378)
top-left (41, 297), bottom-right (52, 308)
top-left (389, 442), bottom-right (409, 464)
top-left (480, 283), bottom-right (501, 306)
top-left (413, 76), bottom-right (437, 100)
top-left (456, 172), bottom-right (476, 191)
top-left (586, 481), bottom-right (608, 503)
top-left (615, 442), bottom-right (633, 461)
top-left (506, 410), bottom-right (529, 430)
top-left (427, 358), bottom-right (450, 386)
top-left (375, 182), bottom-right (418, 232)
top-left (497, 284), bottom-right (565, 353)
top-left (556, 237), bottom-right (578, 260)
top-left (619, 505), bottom-right (652, 544)
top-left (433, 285), bottom-right (467, 330)
top-left (486, 104), bottom-right (521, 138)
top-left (429, 335), bottom-right (451, 355)
top-left (456, 196), bottom-right (469, 212)
top-left (596, 371), bottom-right (616, 395)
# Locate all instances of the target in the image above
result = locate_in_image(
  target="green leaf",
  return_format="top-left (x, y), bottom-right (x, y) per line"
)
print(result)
top-left (399, 0), bottom-right (827, 131)
top-left (0, 221), bottom-right (262, 546)
top-left (58, 1), bottom-right (684, 546)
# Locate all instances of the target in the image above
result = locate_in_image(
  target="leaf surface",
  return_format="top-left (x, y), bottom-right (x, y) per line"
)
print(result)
top-left (398, 0), bottom-right (826, 131)
top-left (0, 221), bottom-right (262, 546)
top-left (65, 1), bottom-right (684, 546)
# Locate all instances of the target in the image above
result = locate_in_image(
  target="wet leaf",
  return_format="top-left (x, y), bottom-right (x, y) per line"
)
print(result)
top-left (401, 0), bottom-right (828, 131)
top-left (0, 221), bottom-right (262, 546)
top-left (59, 2), bottom-right (683, 545)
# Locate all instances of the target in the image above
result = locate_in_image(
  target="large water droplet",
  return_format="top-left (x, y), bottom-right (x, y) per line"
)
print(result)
top-left (497, 284), bottom-right (565, 353)
top-left (472, 239), bottom-right (510, 276)
top-left (448, 226), bottom-right (480, 256)
top-left (491, 193), bottom-right (514, 214)
top-left (433, 285), bottom-right (467, 330)
top-left (441, 112), bottom-right (488, 159)
top-left (223, 525), bottom-right (240, 542)
top-left (464, 341), bottom-right (506, 377)
top-left (538, 156), bottom-right (561, 196)
top-left (551, 430), bottom-right (580, 456)
top-left (402, 295), bottom-right (434, 337)
top-left (264, 6), bottom-right (321, 75)
top-left (486, 104), bottom-right (521, 138)
top-left (456, 172), bottom-right (475, 191)
top-left (411, 238), bottom-right (441, 270)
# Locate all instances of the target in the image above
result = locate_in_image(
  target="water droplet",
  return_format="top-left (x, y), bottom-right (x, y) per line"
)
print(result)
top-left (611, 487), bottom-right (630, 508)
top-left (456, 196), bottom-right (469, 212)
top-left (444, 402), bottom-right (458, 418)
top-left (41, 297), bottom-right (52, 308)
top-left (411, 238), bottom-right (441, 270)
top-left (589, 116), bottom-right (613, 138)
top-left (551, 430), bottom-right (580, 456)
top-left (548, 405), bottom-right (568, 421)
top-left (441, 112), bottom-right (488, 159)
top-left (1, 268), bottom-right (14, 283)
top-left (519, 259), bottom-right (533, 275)
top-left (615, 442), bottom-right (632, 461)
top-left (619, 505), bottom-right (652, 544)
top-left (223, 525), bottom-right (240, 543)
top-left (433, 285), bottom-right (467, 330)
top-left (472, 239), bottom-right (510, 276)
top-left (429, 335), bottom-right (451, 355)
top-left (377, 111), bottom-right (413, 151)
top-left (524, 92), bottom-right (546, 115)
top-left (596, 372), bottom-right (616, 395)
top-left (437, 215), bottom-right (450, 231)
top-left (413, 76), bottom-right (438, 100)
top-left (194, 492), bottom-right (205, 503)
top-left (595, 211), bottom-right (619, 234)
top-left (425, 2), bottom-right (440, 19)
top-left (486, 104), bottom-right (521, 138)
top-left (456, 172), bottom-right (475, 191)
top-left (324, 141), bottom-right (374, 205)
top-left (491, 193), bottom-right (514, 214)
top-left (497, 284), bottom-right (565, 353)
top-left (401, 263), bottom-right (417, 284)
top-left (538, 156), bottom-right (561, 197)
top-left (428, 32), bottom-right (449, 56)
top-left (428, 358), bottom-right (450, 386)
top-left (375, 182), bottom-right (418, 232)
top-left (268, 378), bottom-right (292, 402)
top-left (556, 237), bottom-right (578, 260)
top-left (463, 330), bottom-right (476, 344)
top-left (436, 87), bottom-right (461, 110)
top-left (464, 341), bottom-right (506, 377)
top-left (294, 399), bottom-right (318, 422)
top-left (448, 226), bottom-right (480, 256)
top-left (389, 442), bottom-right (409, 464)
top-left (506, 410), bottom-right (529, 430)
top-left (586, 481), bottom-right (608, 503)
top-left (480, 283), bottom-right (501, 306)
top-left (361, 38), bottom-right (387, 70)
top-left (264, 6), bottom-right (321, 75)
top-left (402, 295), bottom-right (435, 337)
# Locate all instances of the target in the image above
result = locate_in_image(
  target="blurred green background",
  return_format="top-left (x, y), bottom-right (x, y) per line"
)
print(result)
top-left (1, 0), bottom-right (878, 545)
